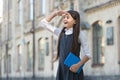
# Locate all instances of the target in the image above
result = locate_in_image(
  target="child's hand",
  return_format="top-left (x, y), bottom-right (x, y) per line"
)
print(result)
top-left (55, 10), bottom-right (66, 16)
top-left (69, 63), bottom-right (80, 73)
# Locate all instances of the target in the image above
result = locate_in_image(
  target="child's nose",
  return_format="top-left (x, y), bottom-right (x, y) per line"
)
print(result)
top-left (63, 19), bottom-right (67, 22)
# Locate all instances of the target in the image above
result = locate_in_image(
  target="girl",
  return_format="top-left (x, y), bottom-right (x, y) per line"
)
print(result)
top-left (40, 10), bottom-right (91, 80)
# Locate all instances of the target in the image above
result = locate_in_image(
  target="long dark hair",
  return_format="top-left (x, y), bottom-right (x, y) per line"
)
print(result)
top-left (55, 10), bottom-right (80, 61)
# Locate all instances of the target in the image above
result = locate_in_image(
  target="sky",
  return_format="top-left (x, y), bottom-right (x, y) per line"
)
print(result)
top-left (0, 0), bottom-right (3, 22)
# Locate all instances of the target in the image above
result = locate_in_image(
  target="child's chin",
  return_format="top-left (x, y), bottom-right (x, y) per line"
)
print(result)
top-left (64, 26), bottom-right (68, 28)
top-left (64, 24), bottom-right (68, 27)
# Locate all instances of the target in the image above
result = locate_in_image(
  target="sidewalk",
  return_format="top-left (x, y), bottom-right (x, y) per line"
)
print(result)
top-left (85, 75), bottom-right (120, 80)
top-left (0, 75), bottom-right (120, 80)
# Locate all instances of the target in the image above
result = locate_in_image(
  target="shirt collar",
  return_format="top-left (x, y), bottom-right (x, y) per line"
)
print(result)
top-left (64, 27), bottom-right (73, 35)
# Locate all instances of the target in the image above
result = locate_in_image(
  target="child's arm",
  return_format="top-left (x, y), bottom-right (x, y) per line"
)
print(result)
top-left (46, 10), bottom-right (65, 22)
top-left (70, 55), bottom-right (89, 73)
top-left (80, 31), bottom-right (91, 59)
top-left (70, 31), bottom-right (91, 73)
top-left (39, 11), bottom-right (65, 36)
top-left (77, 31), bottom-right (91, 66)
top-left (46, 11), bottom-right (57, 22)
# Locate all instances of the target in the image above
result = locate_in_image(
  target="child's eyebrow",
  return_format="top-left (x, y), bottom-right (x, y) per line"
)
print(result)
top-left (65, 12), bottom-right (69, 15)
top-left (63, 13), bottom-right (69, 17)
top-left (62, 14), bottom-right (67, 17)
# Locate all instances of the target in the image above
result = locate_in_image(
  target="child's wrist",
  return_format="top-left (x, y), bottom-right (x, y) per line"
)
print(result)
top-left (77, 61), bottom-right (83, 67)
top-left (54, 11), bottom-right (58, 16)
top-left (53, 11), bottom-right (58, 16)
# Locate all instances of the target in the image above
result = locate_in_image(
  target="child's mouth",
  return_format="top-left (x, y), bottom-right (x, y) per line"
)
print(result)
top-left (64, 22), bottom-right (68, 24)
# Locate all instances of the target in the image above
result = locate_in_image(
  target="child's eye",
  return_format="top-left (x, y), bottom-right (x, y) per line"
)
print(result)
top-left (63, 16), bottom-right (67, 19)
top-left (67, 16), bottom-right (69, 19)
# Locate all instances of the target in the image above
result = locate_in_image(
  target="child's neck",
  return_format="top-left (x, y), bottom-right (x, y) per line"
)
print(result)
top-left (66, 27), bottom-right (73, 30)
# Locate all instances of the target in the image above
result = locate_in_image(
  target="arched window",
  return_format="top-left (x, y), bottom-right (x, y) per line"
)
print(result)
top-left (92, 21), bottom-right (104, 67)
top-left (39, 0), bottom-right (46, 15)
top-left (18, 0), bottom-right (23, 25)
top-left (118, 16), bottom-right (120, 64)
top-left (29, 0), bottom-right (33, 20)
top-left (17, 44), bottom-right (22, 72)
top-left (38, 38), bottom-right (45, 70)
top-left (26, 42), bottom-right (32, 71)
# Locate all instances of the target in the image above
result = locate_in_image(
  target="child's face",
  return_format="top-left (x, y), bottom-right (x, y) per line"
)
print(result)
top-left (63, 13), bottom-right (76, 29)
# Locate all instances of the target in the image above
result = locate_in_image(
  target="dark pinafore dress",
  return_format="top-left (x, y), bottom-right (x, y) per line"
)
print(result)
top-left (56, 32), bottom-right (84, 80)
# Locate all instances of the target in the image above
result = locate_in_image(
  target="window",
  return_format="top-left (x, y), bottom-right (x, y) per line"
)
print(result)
top-left (106, 27), bottom-right (114, 45)
top-left (26, 42), bottom-right (32, 71)
top-left (17, 45), bottom-right (22, 71)
top-left (29, 0), bottom-right (33, 20)
top-left (92, 22), bottom-right (104, 66)
top-left (3, 0), bottom-right (6, 13)
top-left (5, 25), bottom-right (7, 41)
top-left (118, 17), bottom-right (120, 64)
top-left (45, 38), bottom-right (49, 56)
top-left (4, 56), bottom-right (7, 73)
top-left (8, 54), bottom-right (11, 73)
top-left (0, 25), bottom-right (1, 48)
top-left (38, 38), bottom-right (45, 70)
top-left (18, 0), bottom-right (23, 25)
top-left (4, 54), bottom-right (11, 73)
top-left (39, 0), bottom-right (42, 16)
top-left (53, 39), bottom-right (57, 55)
top-left (8, 22), bottom-right (12, 40)
top-left (70, 0), bottom-right (74, 10)
top-left (40, 0), bottom-right (46, 15)
top-left (8, 0), bottom-right (12, 10)
top-left (3, 25), bottom-right (6, 41)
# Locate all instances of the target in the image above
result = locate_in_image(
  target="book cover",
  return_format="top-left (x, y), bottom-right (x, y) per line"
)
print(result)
top-left (64, 52), bottom-right (84, 74)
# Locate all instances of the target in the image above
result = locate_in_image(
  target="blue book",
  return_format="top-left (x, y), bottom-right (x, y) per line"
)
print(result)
top-left (64, 52), bottom-right (84, 74)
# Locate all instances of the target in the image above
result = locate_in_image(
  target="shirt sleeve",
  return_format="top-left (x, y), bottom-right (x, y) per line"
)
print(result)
top-left (79, 31), bottom-right (91, 59)
top-left (39, 18), bottom-right (62, 36)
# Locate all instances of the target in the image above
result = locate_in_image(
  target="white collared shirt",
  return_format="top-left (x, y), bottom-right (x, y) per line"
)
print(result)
top-left (64, 28), bottom-right (73, 35)
top-left (39, 18), bottom-right (91, 59)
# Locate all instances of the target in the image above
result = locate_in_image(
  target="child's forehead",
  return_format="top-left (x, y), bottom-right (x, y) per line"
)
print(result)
top-left (63, 12), bottom-right (71, 17)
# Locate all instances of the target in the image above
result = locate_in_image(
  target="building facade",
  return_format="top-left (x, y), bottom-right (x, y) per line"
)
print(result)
top-left (79, 0), bottom-right (120, 80)
top-left (1, 0), bottom-right (80, 80)
top-left (0, 20), bottom-right (2, 78)
top-left (1, 0), bottom-right (120, 80)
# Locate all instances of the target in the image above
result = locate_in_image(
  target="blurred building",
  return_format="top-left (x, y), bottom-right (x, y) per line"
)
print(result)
top-left (1, 0), bottom-right (120, 80)
top-left (0, 19), bottom-right (2, 78)
top-left (79, 0), bottom-right (120, 80)
top-left (1, 0), bottom-right (80, 80)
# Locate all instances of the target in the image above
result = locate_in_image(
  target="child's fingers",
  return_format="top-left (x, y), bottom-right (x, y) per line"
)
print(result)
top-left (70, 67), bottom-right (72, 70)
top-left (70, 66), bottom-right (74, 71)
top-left (57, 11), bottom-right (66, 16)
